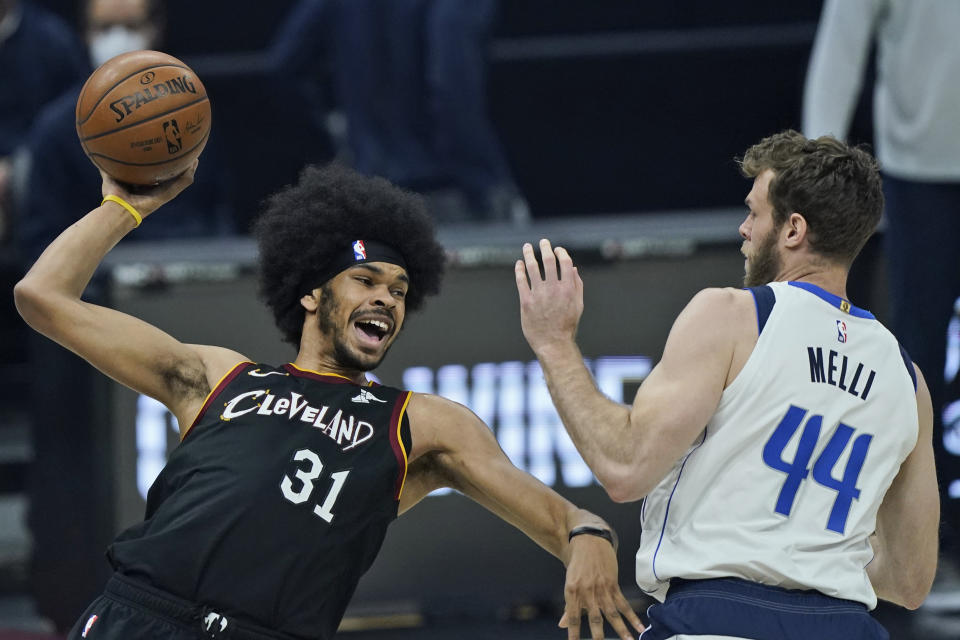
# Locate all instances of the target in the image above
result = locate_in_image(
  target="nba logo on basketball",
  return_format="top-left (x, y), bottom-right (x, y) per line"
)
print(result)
top-left (163, 119), bottom-right (182, 153)
top-left (836, 320), bottom-right (847, 343)
top-left (353, 240), bottom-right (366, 260)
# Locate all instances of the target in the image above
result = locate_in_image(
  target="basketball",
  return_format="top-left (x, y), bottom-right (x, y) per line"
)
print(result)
top-left (75, 50), bottom-right (211, 186)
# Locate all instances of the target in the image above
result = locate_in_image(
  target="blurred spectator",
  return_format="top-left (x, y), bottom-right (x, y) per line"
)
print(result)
top-left (804, 0), bottom-right (960, 608)
top-left (272, 0), bottom-right (529, 224)
top-left (15, 0), bottom-right (235, 262)
top-left (14, 0), bottom-right (234, 631)
top-left (0, 0), bottom-right (87, 243)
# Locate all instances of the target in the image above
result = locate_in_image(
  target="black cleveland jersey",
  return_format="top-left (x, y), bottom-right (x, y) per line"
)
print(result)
top-left (107, 362), bottom-right (413, 639)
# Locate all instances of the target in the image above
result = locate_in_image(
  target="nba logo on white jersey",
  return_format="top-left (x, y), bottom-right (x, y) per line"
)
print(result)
top-left (837, 320), bottom-right (847, 343)
top-left (353, 240), bottom-right (366, 260)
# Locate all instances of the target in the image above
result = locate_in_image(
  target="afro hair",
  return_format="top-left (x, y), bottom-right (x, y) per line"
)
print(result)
top-left (253, 164), bottom-right (447, 347)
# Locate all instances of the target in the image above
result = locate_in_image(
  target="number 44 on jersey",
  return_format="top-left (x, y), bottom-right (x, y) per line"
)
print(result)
top-left (762, 405), bottom-right (873, 535)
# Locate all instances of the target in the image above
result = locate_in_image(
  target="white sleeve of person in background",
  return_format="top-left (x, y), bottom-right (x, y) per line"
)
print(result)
top-left (802, 0), bottom-right (883, 141)
top-left (805, 0), bottom-right (960, 179)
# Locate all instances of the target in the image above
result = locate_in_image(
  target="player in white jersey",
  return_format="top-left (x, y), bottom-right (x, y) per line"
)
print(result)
top-left (515, 130), bottom-right (940, 639)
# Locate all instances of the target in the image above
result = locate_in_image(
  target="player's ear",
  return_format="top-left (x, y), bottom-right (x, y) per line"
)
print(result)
top-left (300, 291), bottom-right (319, 312)
top-left (783, 212), bottom-right (808, 248)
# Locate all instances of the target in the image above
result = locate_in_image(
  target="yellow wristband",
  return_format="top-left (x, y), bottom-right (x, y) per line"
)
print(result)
top-left (101, 194), bottom-right (142, 227)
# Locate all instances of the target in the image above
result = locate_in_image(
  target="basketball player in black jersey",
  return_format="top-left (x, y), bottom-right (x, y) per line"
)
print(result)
top-left (14, 161), bottom-right (644, 640)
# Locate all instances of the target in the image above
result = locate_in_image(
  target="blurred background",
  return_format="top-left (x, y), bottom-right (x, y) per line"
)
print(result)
top-left (1, 0), bottom-right (959, 638)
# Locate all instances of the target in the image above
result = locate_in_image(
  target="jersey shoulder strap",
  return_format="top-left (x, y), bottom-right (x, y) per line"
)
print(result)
top-left (746, 285), bottom-right (776, 334)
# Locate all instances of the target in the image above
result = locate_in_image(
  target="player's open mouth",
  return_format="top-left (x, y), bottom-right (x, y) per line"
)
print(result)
top-left (354, 318), bottom-right (391, 344)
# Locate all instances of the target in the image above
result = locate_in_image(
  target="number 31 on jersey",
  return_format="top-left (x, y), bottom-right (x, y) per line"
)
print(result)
top-left (280, 448), bottom-right (351, 523)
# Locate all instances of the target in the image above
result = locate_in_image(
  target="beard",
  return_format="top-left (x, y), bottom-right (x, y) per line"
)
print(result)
top-left (317, 284), bottom-right (393, 372)
top-left (743, 227), bottom-right (782, 287)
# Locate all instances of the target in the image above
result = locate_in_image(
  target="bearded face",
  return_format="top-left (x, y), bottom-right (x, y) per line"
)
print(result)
top-left (740, 169), bottom-right (784, 287)
top-left (313, 265), bottom-right (406, 372)
top-left (743, 223), bottom-right (783, 287)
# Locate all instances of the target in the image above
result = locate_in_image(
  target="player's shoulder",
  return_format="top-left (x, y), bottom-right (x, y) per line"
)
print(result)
top-left (669, 288), bottom-right (758, 350)
top-left (405, 392), bottom-right (489, 454)
top-left (684, 287), bottom-right (755, 321)
top-left (690, 286), bottom-right (754, 304)
top-left (406, 391), bottom-right (470, 420)
top-left (186, 344), bottom-right (253, 383)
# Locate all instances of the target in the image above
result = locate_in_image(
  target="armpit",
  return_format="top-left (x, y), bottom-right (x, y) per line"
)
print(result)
top-left (408, 452), bottom-right (455, 487)
top-left (158, 357), bottom-right (211, 400)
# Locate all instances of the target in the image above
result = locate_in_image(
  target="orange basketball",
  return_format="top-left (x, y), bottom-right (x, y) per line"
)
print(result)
top-left (76, 50), bottom-right (211, 186)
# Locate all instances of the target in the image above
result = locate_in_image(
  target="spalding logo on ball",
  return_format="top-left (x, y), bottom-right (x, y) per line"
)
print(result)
top-left (76, 50), bottom-right (211, 186)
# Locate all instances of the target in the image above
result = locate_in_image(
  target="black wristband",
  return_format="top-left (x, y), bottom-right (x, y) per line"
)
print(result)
top-left (568, 525), bottom-right (616, 549)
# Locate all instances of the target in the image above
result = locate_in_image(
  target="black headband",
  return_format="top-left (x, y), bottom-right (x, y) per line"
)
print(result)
top-left (303, 240), bottom-right (408, 294)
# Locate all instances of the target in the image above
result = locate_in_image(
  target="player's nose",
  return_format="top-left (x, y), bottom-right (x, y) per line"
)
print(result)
top-left (369, 286), bottom-right (396, 309)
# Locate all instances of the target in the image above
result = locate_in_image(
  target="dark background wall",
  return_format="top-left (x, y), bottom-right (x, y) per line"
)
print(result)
top-left (31, 0), bottom-right (849, 224)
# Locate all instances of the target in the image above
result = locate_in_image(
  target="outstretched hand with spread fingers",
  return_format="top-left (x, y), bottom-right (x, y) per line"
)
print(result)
top-left (515, 238), bottom-right (585, 356)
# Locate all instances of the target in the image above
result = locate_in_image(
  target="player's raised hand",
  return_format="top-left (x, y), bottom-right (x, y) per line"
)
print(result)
top-left (559, 534), bottom-right (645, 640)
top-left (515, 238), bottom-right (584, 355)
top-left (99, 159), bottom-right (198, 220)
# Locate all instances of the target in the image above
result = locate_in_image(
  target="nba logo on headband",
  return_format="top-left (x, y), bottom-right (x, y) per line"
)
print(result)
top-left (352, 240), bottom-right (366, 261)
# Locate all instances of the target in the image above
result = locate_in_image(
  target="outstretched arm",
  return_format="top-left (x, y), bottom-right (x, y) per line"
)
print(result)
top-left (403, 393), bottom-right (645, 640)
top-left (867, 365), bottom-right (939, 609)
top-left (515, 239), bottom-right (749, 502)
top-left (14, 165), bottom-right (246, 430)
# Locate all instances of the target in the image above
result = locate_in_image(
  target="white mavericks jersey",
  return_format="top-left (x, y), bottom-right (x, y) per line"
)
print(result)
top-left (635, 280), bottom-right (919, 609)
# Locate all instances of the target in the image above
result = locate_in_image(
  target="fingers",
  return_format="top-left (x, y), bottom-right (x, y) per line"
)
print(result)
top-left (521, 242), bottom-right (541, 286)
top-left (98, 159), bottom-right (199, 220)
top-left (573, 266), bottom-right (583, 294)
top-left (617, 594), bottom-right (646, 635)
top-left (604, 591), bottom-right (645, 639)
top-left (555, 245), bottom-right (576, 282)
top-left (514, 259), bottom-right (531, 303)
top-left (563, 596), bottom-right (580, 640)
top-left (99, 169), bottom-right (127, 199)
top-left (564, 602), bottom-right (629, 640)
top-left (163, 160), bottom-right (198, 192)
top-left (147, 162), bottom-right (198, 203)
top-left (183, 159), bottom-right (200, 182)
top-left (596, 596), bottom-right (642, 640)
top-left (520, 240), bottom-right (577, 285)
top-left (564, 595), bottom-right (641, 640)
top-left (539, 238), bottom-right (558, 281)
top-left (587, 603), bottom-right (605, 640)
top-left (602, 599), bottom-right (637, 640)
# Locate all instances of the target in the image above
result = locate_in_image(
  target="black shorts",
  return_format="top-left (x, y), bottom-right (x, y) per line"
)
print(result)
top-left (67, 573), bottom-right (294, 640)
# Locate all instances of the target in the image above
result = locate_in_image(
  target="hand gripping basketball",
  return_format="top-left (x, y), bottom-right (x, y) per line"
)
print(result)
top-left (99, 160), bottom-right (197, 223)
